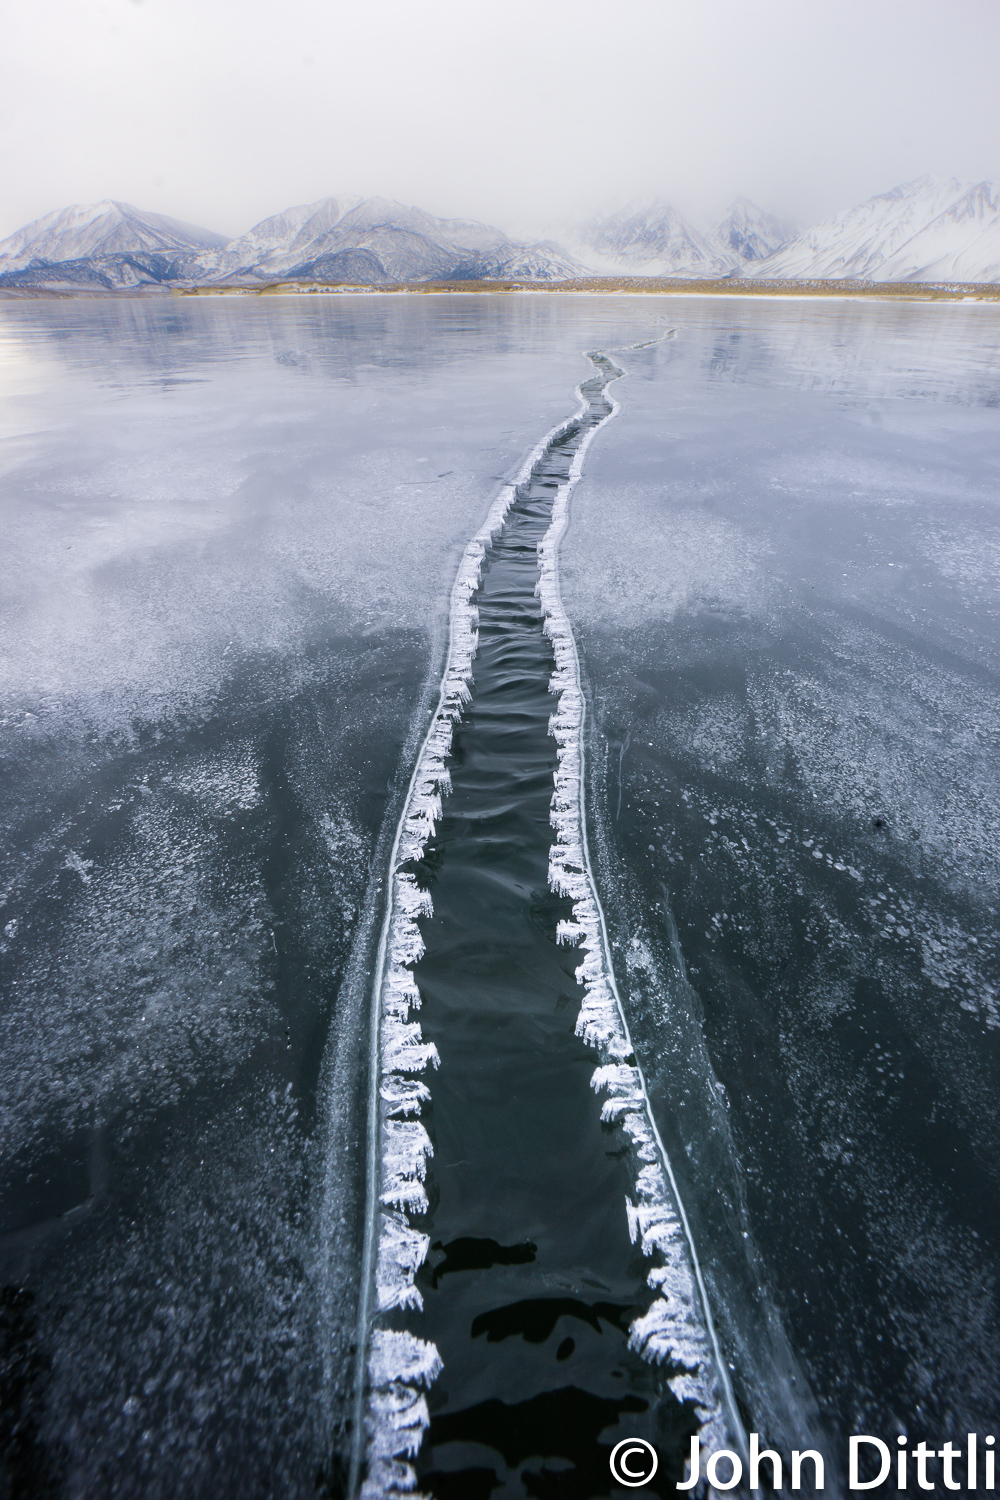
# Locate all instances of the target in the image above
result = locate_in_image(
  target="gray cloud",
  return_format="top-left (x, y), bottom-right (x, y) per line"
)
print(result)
top-left (1, 0), bottom-right (998, 239)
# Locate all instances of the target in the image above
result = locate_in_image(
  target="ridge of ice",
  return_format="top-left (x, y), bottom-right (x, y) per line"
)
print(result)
top-left (361, 1333), bottom-right (442, 1498)
top-left (535, 353), bottom-right (738, 1455)
top-left (359, 347), bottom-right (749, 1487)
top-left (359, 401), bottom-right (598, 1490)
top-left (377, 1214), bottom-right (431, 1313)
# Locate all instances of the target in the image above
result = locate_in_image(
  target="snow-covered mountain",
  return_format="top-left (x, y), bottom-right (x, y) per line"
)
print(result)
top-left (3, 180), bottom-right (999, 290)
top-left (0, 253), bottom-right (203, 291)
top-left (707, 198), bottom-right (795, 264)
top-left (569, 196), bottom-right (794, 276)
top-left (747, 177), bottom-right (1000, 282)
top-left (574, 180), bottom-right (1000, 284)
top-left (572, 200), bottom-right (732, 277)
top-left (190, 196), bottom-right (364, 280)
top-left (461, 240), bottom-right (581, 282)
top-left (191, 196), bottom-right (580, 284)
top-left (0, 200), bottom-right (226, 272)
top-left (0, 195), bottom-right (579, 288)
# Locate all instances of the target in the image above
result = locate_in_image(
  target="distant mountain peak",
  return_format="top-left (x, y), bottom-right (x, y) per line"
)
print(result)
top-left (708, 198), bottom-right (795, 263)
top-left (575, 199), bottom-right (729, 277)
top-left (0, 200), bottom-right (227, 271)
top-left (745, 176), bottom-right (1000, 283)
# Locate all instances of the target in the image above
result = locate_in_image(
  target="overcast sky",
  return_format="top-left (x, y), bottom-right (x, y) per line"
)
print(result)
top-left (1, 0), bottom-right (998, 240)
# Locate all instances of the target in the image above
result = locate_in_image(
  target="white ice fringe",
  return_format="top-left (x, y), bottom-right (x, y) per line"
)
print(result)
top-left (377, 1213), bottom-right (431, 1313)
top-left (535, 358), bottom-right (739, 1458)
top-left (361, 405), bottom-right (590, 1493)
top-left (361, 1333), bottom-right (442, 1499)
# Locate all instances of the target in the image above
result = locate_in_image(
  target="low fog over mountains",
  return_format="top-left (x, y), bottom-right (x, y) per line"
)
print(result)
top-left (573, 179), bottom-right (1000, 281)
top-left (749, 178), bottom-right (1000, 282)
top-left (568, 197), bottom-right (794, 277)
top-left (2, 178), bottom-right (999, 290)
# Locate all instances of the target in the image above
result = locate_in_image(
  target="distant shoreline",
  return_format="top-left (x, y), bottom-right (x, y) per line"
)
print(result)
top-left (2, 275), bottom-right (999, 303)
top-left (240, 275), bottom-right (1000, 302)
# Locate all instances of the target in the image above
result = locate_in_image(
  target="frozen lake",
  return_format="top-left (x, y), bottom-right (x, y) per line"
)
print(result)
top-left (0, 292), bottom-right (998, 1494)
top-left (560, 298), bottom-right (1000, 1463)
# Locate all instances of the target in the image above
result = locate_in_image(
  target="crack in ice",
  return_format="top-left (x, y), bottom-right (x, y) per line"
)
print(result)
top-left (350, 343), bottom-right (744, 1498)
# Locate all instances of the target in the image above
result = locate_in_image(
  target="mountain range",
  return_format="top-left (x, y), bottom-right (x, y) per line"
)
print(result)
top-left (0, 196), bottom-right (580, 291)
top-left (747, 178), bottom-right (1000, 282)
top-left (1, 178), bottom-right (998, 290)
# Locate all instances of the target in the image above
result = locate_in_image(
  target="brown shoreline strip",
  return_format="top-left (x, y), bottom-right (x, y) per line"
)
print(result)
top-left (5, 275), bottom-right (1000, 302)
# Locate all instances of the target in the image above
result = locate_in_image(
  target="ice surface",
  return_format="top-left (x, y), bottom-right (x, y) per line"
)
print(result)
top-left (12, 289), bottom-right (995, 1491)
top-left (560, 294), bottom-right (1000, 1467)
top-left (0, 293), bottom-right (676, 1495)
top-left (0, 298), bottom-right (597, 738)
top-left (532, 368), bottom-right (735, 1449)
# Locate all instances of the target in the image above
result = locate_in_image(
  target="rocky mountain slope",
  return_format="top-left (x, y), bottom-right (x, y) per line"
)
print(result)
top-left (570, 197), bottom-right (795, 277)
top-left (0, 196), bottom-right (580, 288)
top-left (707, 198), bottom-right (796, 264)
top-left (571, 200), bottom-right (728, 277)
top-left (0, 200), bottom-right (225, 272)
top-left (193, 196), bottom-right (580, 283)
top-left (746, 178), bottom-right (1000, 282)
top-left (0, 253), bottom-right (207, 291)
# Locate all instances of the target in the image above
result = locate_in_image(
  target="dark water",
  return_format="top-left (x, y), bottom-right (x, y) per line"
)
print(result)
top-left (393, 362), bottom-right (698, 1498)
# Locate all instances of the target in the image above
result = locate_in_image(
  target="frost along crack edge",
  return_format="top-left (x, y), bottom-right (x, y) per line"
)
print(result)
top-left (346, 395), bottom-right (593, 1499)
top-left (351, 347), bottom-right (746, 1498)
top-left (538, 352), bottom-right (746, 1461)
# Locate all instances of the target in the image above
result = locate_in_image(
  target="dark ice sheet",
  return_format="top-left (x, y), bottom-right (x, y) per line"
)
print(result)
top-left (4, 290), bottom-right (997, 1496)
top-left (561, 297), bottom-right (1000, 1471)
top-left (0, 294), bottom-right (669, 1497)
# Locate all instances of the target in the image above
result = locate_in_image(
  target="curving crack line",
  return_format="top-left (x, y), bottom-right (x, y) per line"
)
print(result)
top-left (349, 341), bottom-right (745, 1499)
